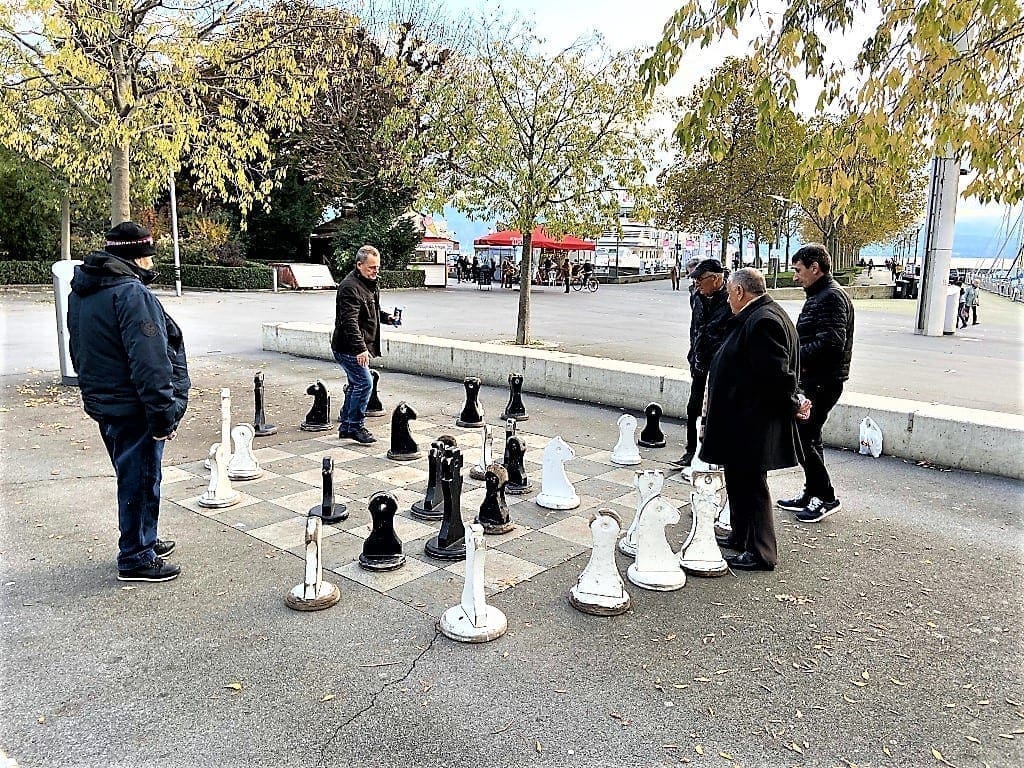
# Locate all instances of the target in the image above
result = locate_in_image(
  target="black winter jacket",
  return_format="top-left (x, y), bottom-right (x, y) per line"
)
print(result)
top-left (68, 252), bottom-right (190, 436)
top-left (796, 276), bottom-right (854, 386)
top-left (687, 286), bottom-right (731, 376)
top-left (331, 269), bottom-right (390, 357)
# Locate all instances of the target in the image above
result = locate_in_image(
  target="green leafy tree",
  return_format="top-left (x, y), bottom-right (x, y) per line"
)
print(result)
top-left (332, 187), bottom-right (423, 274)
top-left (243, 170), bottom-right (321, 263)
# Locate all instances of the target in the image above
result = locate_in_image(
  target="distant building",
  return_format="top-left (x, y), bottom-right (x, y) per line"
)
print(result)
top-left (410, 214), bottom-right (458, 287)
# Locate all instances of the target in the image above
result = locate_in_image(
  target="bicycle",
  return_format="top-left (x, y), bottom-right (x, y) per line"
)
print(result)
top-left (571, 275), bottom-right (600, 292)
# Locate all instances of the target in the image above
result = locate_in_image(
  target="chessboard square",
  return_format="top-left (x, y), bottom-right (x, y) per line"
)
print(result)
top-left (460, 487), bottom-right (488, 508)
top-left (386, 567), bottom-right (463, 618)
top-left (346, 516), bottom-right (436, 542)
top-left (474, 524), bottom-right (532, 547)
top-left (334, 557), bottom-right (438, 593)
top-left (288, 466), bottom-right (361, 487)
top-left (164, 475), bottom-right (211, 503)
top-left (579, 450), bottom-right (618, 467)
top-left (273, 438), bottom-right (338, 455)
top-left (300, 446), bottom-right (365, 464)
top-left (251, 447), bottom-right (293, 463)
top-left (539, 515), bottom-right (593, 547)
top-left (217, 501), bottom-right (299, 531)
top-left (567, 458), bottom-right (619, 478)
top-left (575, 477), bottom-right (636, 502)
top-left (271, 488), bottom-right (349, 515)
top-left (609, 491), bottom-right (639, 509)
top-left (235, 474), bottom-right (308, 500)
top-left (387, 488), bottom-right (423, 509)
top-left (175, 492), bottom-right (261, 517)
top-left (594, 467), bottom-right (643, 487)
top-left (565, 471), bottom-right (587, 483)
top-left (313, 531), bottom-right (366, 572)
top-left (444, 550), bottom-right (545, 593)
top-left (333, 478), bottom-right (396, 503)
top-left (511, 503), bottom-right (575, 530)
top-left (496, 531), bottom-right (588, 568)
top-left (368, 465), bottom-right (429, 486)
top-left (248, 516), bottom-right (341, 548)
top-left (175, 460), bottom-right (211, 477)
top-left (161, 466), bottom-right (193, 485)
top-left (344, 455), bottom-right (410, 475)
top-left (262, 456), bottom-right (321, 475)
top-left (409, 419), bottom-right (442, 434)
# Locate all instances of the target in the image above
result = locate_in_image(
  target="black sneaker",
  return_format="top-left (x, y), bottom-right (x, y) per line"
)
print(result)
top-left (338, 425), bottom-right (354, 440)
top-left (153, 538), bottom-right (175, 558)
top-left (117, 557), bottom-right (181, 583)
top-left (796, 497), bottom-right (842, 523)
top-left (776, 492), bottom-right (811, 512)
top-left (671, 451), bottom-right (695, 467)
top-left (351, 427), bottom-right (377, 445)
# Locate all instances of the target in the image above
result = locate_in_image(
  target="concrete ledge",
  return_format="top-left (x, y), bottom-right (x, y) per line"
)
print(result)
top-left (263, 322), bottom-right (1024, 479)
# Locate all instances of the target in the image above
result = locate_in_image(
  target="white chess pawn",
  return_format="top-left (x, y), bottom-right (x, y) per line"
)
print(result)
top-left (627, 496), bottom-right (687, 591)
top-left (285, 515), bottom-right (340, 611)
top-left (227, 424), bottom-right (263, 481)
top-left (197, 441), bottom-right (240, 508)
top-left (678, 470), bottom-right (728, 576)
top-left (569, 510), bottom-right (631, 615)
top-left (469, 424), bottom-right (493, 481)
top-left (536, 436), bottom-right (580, 510)
top-left (439, 524), bottom-right (507, 642)
top-left (610, 414), bottom-right (641, 466)
top-left (618, 469), bottom-right (664, 557)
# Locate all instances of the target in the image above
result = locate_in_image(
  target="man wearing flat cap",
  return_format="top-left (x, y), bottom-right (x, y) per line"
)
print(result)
top-left (675, 258), bottom-right (731, 467)
top-left (68, 221), bottom-right (190, 583)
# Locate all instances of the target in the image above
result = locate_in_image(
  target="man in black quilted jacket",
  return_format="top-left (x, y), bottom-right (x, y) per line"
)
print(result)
top-left (777, 244), bottom-right (854, 523)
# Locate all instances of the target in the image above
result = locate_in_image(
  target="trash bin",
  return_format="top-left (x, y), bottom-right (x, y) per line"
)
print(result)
top-left (893, 280), bottom-right (906, 299)
top-left (943, 286), bottom-right (959, 334)
top-left (905, 276), bottom-right (919, 300)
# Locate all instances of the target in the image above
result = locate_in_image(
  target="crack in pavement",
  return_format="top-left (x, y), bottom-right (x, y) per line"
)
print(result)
top-left (317, 626), bottom-right (442, 767)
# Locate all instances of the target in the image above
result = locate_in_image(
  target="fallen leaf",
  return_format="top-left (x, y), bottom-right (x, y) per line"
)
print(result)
top-left (931, 748), bottom-right (944, 761)
top-left (695, 744), bottom-right (704, 755)
top-left (719, 751), bottom-right (733, 759)
top-left (225, 681), bottom-right (243, 691)
top-left (37, 716), bottom-right (45, 724)
top-left (320, 694), bottom-right (335, 702)
top-left (786, 742), bottom-right (803, 753)
top-left (965, 736), bottom-right (980, 743)
top-left (861, 671), bottom-right (870, 680)
top-left (535, 741), bottom-right (543, 753)
top-left (891, 678), bottom-right (907, 686)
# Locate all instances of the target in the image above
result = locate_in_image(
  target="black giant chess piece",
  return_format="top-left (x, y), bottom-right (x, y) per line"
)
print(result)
top-left (476, 464), bottom-right (513, 534)
top-left (411, 435), bottom-right (458, 520)
top-left (500, 373), bottom-right (529, 421)
top-left (425, 450), bottom-right (467, 561)
top-left (637, 402), bottom-right (667, 448)
top-left (504, 435), bottom-right (532, 495)
top-left (387, 401), bottom-right (421, 461)
top-left (365, 370), bottom-right (385, 418)
top-left (456, 376), bottom-right (485, 428)
top-left (301, 380), bottom-right (332, 432)
top-left (359, 492), bottom-right (405, 571)
top-left (252, 371), bottom-right (277, 437)
top-left (501, 418), bottom-right (518, 466)
top-left (308, 457), bottom-right (348, 523)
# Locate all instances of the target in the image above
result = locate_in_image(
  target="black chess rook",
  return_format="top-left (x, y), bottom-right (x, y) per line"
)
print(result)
top-left (359, 492), bottom-right (405, 571)
top-left (637, 402), bottom-right (667, 448)
top-left (301, 381), bottom-right (332, 432)
top-left (252, 371), bottom-right (277, 436)
top-left (411, 436), bottom-right (458, 519)
top-left (387, 401), bottom-right (421, 461)
top-left (425, 451), bottom-right (467, 560)
top-left (477, 464), bottom-right (513, 534)
top-left (500, 372), bottom-right (529, 421)
top-left (308, 457), bottom-right (348, 523)
top-left (456, 376), bottom-right (485, 428)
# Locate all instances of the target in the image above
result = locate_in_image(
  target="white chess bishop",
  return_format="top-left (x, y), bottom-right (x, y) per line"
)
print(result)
top-left (627, 496), bottom-right (687, 591)
top-left (618, 469), bottom-right (664, 557)
top-left (678, 470), bottom-right (728, 576)
top-left (569, 510), bottom-right (631, 616)
top-left (227, 424), bottom-right (263, 481)
top-left (439, 524), bottom-right (507, 643)
top-left (535, 436), bottom-right (580, 510)
top-left (285, 515), bottom-right (340, 611)
top-left (610, 414), bottom-right (641, 466)
top-left (197, 441), bottom-right (240, 508)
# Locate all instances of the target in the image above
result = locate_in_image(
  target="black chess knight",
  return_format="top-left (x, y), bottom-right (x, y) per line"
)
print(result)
top-left (456, 377), bottom-right (485, 428)
top-left (359, 492), bottom-right (405, 571)
top-left (410, 435), bottom-right (458, 520)
top-left (637, 402), bottom-right (667, 448)
top-left (500, 373), bottom-right (529, 421)
top-left (477, 464), bottom-right (513, 534)
top-left (301, 381), bottom-right (332, 432)
top-left (252, 371), bottom-right (277, 436)
top-left (387, 401), bottom-right (421, 461)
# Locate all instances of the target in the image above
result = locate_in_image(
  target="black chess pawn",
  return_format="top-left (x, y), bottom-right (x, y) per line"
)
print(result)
top-left (500, 373), bottom-right (529, 421)
top-left (456, 376), bottom-right (485, 428)
top-left (365, 370), bottom-right (385, 418)
top-left (359, 492), bottom-right (405, 571)
top-left (387, 401), bottom-right (421, 461)
top-left (501, 418), bottom-right (518, 466)
top-left (252, 371), bottom-right (277, 436)
top-left (504, 435), bottom-right (532, 495)
top-left (637, 402), bottom-right (667, 448)
top-left (476, 464), bottom-right (513, 534)
top-left (425, 451), bottom-right (467, 561)
top-left (410, 436), bottom-right (458, 520)
top-left (301, 380), bottom-right (332, 432)
top-left (308, 457), bottom-right (348, 523)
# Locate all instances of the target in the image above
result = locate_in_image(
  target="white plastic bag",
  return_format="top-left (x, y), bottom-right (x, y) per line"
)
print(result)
top-left (858, 417), bottom-right (883, 458)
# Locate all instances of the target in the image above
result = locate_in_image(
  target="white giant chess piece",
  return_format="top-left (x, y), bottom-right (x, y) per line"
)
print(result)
top-left (469, 424), bottom-right (493, 481)
top-left (204, 387), bottom-right (234, 470)
top-left (439, 524), bottom-right (507, 642)
top-left (227, 424), bottom-right (263, 481)
top-left (284, 515), bottom-right (340, 611)
top-left (569, 510), bottom-right (631, 615)
top-left (536, 436), bottom-right (580, 510)
top-left (610, 414), bottom-right (641, 466)
top-left (618, 469), bottom-right (664, 557)
top-left (715, 496), bottom-right (732, 537)
top-left (679, 417), bottom-right (713, 482)
top-left (627, 496), bottom-right (686, 591)
top-left (678, 470), bottom-right (728, 576)
top-left (197, 441), bottom-right (240, 508)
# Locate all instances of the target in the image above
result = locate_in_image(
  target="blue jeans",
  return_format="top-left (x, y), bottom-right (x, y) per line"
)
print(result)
top-left (98, 417), bottom-right (164, 569)
top-left (334, 351), bottom-right (372, 431)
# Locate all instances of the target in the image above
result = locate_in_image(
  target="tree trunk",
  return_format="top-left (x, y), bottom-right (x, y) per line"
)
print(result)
top-left (110, 139), bottom-right (131, 225)
top-left (60, 195), bottom-right (71, 260)
top-left (719, 217), bottom-right (729, 262)
top-left (516, 230), bottom-right (534, 345)
top-left (753, 228), bottom-right (761, 269)
top-left (737, 223), bottom-right (744, 265)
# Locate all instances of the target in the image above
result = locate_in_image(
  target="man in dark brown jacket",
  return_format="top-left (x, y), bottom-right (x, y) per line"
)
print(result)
top-left (331, 245), bottom-right (396, 444)
top-left (700, 268), bottom-right (807, 571)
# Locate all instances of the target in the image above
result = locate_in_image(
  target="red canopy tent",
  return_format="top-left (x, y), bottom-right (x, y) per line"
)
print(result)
top-left (474, 228), bottom-right (594, 252)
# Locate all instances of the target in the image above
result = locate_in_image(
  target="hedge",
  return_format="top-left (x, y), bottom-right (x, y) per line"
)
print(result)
top-left (0, 260), bottom-right (58, 285)
top-left (378, 269), bottom-right (426, 289)
top-left (153, 264), bottom-right (274, 290)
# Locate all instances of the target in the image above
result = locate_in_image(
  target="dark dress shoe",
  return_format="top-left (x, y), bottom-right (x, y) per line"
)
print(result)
top-left (726, 551), bottom-right (775, 571)
top-left (715, 535), bottom-right (742, 550)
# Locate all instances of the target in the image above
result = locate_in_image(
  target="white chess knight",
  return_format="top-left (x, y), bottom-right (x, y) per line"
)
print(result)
top-left (284, 515), bottom-right (340, 611)
top-left (618, 469), bottom-right (664, 557)
top-left (227, 424), bottom-right (263, 481)
top-left (569, 510), bottom-right (631, 615)
top-left (197, 441), bottom-right (240, 508)
top-left (610, 414), bottom-right (641, 466)
top-left (204, 388), bottom-right (234, 471)
top-left (535, 436), bottom-right (580, 510)
top-left (627, 496), bottom-right (687, 591)
top-left (439, 524), bottom-right (507, 642)
top-left (469, 424), bottom-right (493, 481)
top-left (678, 470), bottom-right (728, 576)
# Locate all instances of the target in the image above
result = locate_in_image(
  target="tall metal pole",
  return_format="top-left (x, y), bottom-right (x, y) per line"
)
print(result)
top-left (915, 155), bottom-right (959, 335)
top-left (169, 172), bottom-right (182, 297)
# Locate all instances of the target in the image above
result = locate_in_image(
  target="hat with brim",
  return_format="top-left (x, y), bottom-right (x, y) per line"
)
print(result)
top-left (688, 258), bottom-right (724, 279)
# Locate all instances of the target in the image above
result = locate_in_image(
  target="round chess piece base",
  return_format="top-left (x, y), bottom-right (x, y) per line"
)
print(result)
top-left (228, 468), bottom-right (263, 482)
top-left (300, 422), bottom-right (332, 432)
top-left (254, 424), bottom-right (278, 437)
top-left (610, 455), bottom-right (641, 466)
top-left (409, 502), bottom-right (443, 521)
top-left (439, 605), bottom-right (507, 643)
top-left (617, 538), bottom-right (637, 557)
top-left (456, 419), bottom-right (485, 429)
top-left (535, 493), bottom-right (580, 510)
top-left (365, 408), bottom-right (385, 418)
top-left (505, 482), bottom-right (532, 496)
top-left (626, 563), bottom-right (686, 591)
top-left (424, 535), bottom-right (467, 561)
top-left (637, 437), bottom-right (666, 448)
top-left (387, 450), bottom-right (422, 462)
top-left (500, 411), bottom-right (528, 422)
top-left (478, 520), bottom-right (515, 535)
top-left (359, 553), bottom-right (406, 571)
top-left (309, 503), bottom-right (349, 524)
top-left (680, 559), bottom-right (729, 578)
top-left (568, 588), bottom-right (631, 616)
top-left (285, 582), bottom-right (340, 611)
top-left (714, 522), bottom-right (733, 537)
top-left (197, 491), bottom-right (240, 509)
top-left (468, 466), bottom-right (488, 481)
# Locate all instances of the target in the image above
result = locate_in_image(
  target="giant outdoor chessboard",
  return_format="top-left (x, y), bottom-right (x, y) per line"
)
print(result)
top-left (162, 416), bottom-right (691, 617)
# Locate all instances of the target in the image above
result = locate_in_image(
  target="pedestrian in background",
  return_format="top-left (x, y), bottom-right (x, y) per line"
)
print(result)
top-left (964, 279), bottom-right (981, 325)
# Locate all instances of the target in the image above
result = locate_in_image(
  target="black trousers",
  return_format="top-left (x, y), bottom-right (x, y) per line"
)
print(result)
top-left (685, 369), bottom-right (708, 452)
top-left (797, 381), bottom-right (844, 502)
top-left (723, 465), bottom-right (777, 566)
